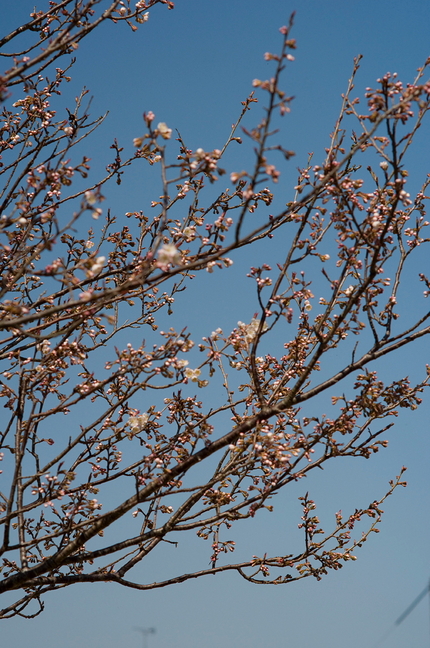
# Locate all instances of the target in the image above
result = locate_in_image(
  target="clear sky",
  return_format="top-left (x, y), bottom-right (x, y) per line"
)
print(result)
top-left (2, 1), bottom-right (430, 647)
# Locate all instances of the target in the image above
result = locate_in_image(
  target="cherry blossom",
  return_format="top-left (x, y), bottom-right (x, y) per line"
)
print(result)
top-left (157, 243), bottom-right (182, 266)
top-left (0, 6), bottom-right (429, 620)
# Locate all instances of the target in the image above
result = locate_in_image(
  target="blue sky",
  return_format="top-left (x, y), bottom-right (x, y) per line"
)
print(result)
top-left (2, 1), bottom-right (430, 647)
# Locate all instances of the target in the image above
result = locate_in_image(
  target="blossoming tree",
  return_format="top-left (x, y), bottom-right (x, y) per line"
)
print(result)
top-left (1, 0), bottom-right (430, 619)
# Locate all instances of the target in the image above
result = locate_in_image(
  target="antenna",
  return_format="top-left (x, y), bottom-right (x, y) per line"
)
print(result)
top-left (370, 578), bottom-right (430, 647)
top-left (395, 579), bottom-right (430, 626)
top-left (133, 626), bottom-right (156, 648)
